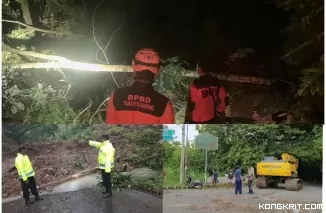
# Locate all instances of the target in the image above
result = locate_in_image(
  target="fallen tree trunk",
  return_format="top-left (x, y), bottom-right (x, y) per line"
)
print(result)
top-left (3, 45), bottom-right (273, 85)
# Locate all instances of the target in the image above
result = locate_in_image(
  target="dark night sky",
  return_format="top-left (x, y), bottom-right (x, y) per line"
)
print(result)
top-left (106, 0), bottom-right (290, 63)
top-left (42, 0), bottom-right (289, 67)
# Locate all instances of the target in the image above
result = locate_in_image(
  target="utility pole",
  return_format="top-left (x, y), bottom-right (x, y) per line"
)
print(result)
top-left (180, 124), bottom-right (185, 184)
top-left (205, 149), bottom-right (208, 183)
top-left (184, 124), bottom-right (188, 178)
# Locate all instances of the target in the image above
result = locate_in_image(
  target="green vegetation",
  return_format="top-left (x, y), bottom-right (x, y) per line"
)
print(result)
top-left (110, 173), bottom-right (162, 196)
top-left (275, 0), bottom-right (324, 97)
top-left (164, 124), bottom-right (322, 186)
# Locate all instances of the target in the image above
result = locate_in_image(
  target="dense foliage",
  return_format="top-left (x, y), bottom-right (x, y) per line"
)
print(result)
top-left (164, 124), bottom-right (322, 185)
top-left (274, 0), bottom-right (324, 117)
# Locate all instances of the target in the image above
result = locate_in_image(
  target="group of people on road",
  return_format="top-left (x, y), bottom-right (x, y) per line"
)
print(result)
top-left (105, 48), bottom-right (229, 125)
top-left (232, 165), bottom-right (256, 194)
top-left (9, 133), bottom-right (115, 205)
top-left (211, 166), bottom-right (256, 194)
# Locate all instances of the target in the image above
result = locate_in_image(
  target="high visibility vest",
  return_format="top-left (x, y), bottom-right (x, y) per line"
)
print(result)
top-left (15, 153), bottom-right (35, 181)
top-left (89, 140), bottom-right (115, 173)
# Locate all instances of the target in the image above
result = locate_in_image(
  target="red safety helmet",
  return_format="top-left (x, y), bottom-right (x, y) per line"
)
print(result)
top-left (132, 48), bottom-right (161, 75)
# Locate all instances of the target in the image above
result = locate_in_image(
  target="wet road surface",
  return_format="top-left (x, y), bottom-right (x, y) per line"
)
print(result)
top-left (3, 188), bottom-right (162, 213)
top-left (163, 183), bottom-right (322, 213)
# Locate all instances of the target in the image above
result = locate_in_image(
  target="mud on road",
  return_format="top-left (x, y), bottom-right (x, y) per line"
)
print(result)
top-left (2, 188), bottom-right (162, 213)
top-left (2, 139), bottom-right (133, 198)
top-left (163, 183), bottom-right (322, 213)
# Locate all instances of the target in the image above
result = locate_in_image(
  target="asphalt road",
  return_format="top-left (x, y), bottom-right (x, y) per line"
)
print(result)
top-left (2, 188), bottom-right (162, 213)
top-left (163, 183), bottom-right (322, 213)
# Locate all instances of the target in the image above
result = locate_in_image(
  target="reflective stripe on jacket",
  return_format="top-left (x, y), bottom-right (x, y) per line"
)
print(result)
top-left (89, 140), bottom-right (115, 173)
top-left (15, 153), bottom-right (35, 181)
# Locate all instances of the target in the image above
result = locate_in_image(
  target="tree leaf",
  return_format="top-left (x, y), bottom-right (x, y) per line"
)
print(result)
top-left (15, 102), bottom-right (25, 111)
top-left (11, 106), bottom-right (18, 114)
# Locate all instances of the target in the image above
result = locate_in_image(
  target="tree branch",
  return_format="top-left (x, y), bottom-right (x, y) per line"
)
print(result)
top-left (2, 19), bottom-right (70, 35)
top-left (3, 46), bottom-right (274, 85)
top-left (3, 45), bottom-right (68, 61)
top-left (283, 32), bottom-right (324, 59)
top-left (92, 0), bottom-right (120, 88)
top-left (2, 19), bottom-right (84, 37)
top-left (3, 62), bottom-right (132, 72)
top-left (19, 0), bottom-right (33, 25)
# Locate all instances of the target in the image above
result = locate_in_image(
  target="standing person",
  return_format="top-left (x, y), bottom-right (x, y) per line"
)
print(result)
top-left (106, 48), bottom-right (175, 124)
top-left (227, 169), bottom-right (234, 189)
top-left (247, 166), bottom-right (255, 194)
top-left (88, 133), bottom-right (115, 198)
top-left (212, 169), bottom-right (218, 185)
top-left (8, 145), bottom-right (43, 205)
top-left (185, 65), bottom-right (229, 124)
top-left (234, 165), bottom-right (242, 194)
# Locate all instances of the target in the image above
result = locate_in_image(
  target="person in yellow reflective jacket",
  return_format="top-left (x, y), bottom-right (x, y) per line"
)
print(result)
top-left (89, 133), bottom-right (115, 198)
top-left (8, 145), bottom-right (43, 205)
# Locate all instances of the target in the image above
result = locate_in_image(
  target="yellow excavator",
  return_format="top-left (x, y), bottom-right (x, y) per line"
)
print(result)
top-left (256, 153), bottom-right (303, 191)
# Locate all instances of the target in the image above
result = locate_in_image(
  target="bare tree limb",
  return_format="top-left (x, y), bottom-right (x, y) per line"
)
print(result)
top-left (4, 62), bottom-right (273, 85)
top-left (3, 45), bottom-right (69, 61)
top-left (89, 97), bottom-right (110, 124)
top-left (3, 46), bottom-right (274, 85)
top-left (184, 72), bottom-right (272, 85)
top-left (19, 0), bottom-right (33, 25)
top-left (283, 32), bottom-right (324, 59)
top-left (73, 98), bottom-right (93, 124)
top-left (92, 0), bottom-right (120, 88)
top-left (3, 62), bottom-right (132, 72)
top-left (2, 19), bottom-right (72, 35)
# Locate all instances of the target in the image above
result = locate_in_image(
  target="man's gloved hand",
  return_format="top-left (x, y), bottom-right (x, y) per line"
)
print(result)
top-left (24, 180), bottom-right (29, 184)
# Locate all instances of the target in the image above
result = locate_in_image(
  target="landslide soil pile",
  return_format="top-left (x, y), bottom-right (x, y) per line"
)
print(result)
top-left (1, 125), bottom-right (152, 198)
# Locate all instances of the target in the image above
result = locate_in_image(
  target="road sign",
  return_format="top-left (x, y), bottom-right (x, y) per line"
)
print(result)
top-left (194, 133), bottom-right (218, 150)
top-left (194, 132), bottom-right (218, 183)
top-left (162, 129), bottom-right (174, 141)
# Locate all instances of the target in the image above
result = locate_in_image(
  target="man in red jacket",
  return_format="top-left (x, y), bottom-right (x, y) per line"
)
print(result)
top-left (106, 48), bottom-right (175, 124)
top-left (185, 66), bottom-right (228, 123)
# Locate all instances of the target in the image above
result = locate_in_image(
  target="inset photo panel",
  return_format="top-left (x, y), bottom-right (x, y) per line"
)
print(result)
top-left (163, 124), bottom-right (322, 213)
top-left (2, 0), bottom-right (323, 126)
top-left (2, 124), bottom-right (163, 213)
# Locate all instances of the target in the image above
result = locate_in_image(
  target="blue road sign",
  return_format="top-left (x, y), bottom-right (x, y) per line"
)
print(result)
top-left (162, 129), bottom-right (174, 141)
